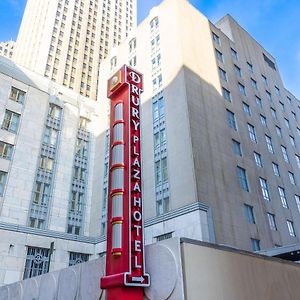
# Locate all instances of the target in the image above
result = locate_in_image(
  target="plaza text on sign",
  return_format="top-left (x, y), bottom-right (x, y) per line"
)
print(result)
top-left (100, 66), bottom-right (150, 300)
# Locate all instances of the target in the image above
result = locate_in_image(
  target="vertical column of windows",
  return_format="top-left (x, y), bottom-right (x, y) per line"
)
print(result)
top-left (150, 17), bottom-right (169, 215)
top-left (28, 103), bottom-right (62, 229)
top-left (67, 117), bottom-right (90, 235)
top-left (101, 129), bottom-right (110, 235)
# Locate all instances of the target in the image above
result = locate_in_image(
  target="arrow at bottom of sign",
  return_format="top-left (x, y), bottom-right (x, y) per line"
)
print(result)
top-left (132, 276), bottom-right (145, 283)
top-left (124, 272), bottom-right (151, 287)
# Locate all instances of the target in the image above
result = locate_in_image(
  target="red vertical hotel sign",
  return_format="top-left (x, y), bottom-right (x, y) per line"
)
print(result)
top-left (101, 65), bottom-right (150, 300)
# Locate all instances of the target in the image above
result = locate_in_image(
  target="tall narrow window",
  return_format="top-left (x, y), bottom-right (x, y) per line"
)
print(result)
top-left (265, 135), bottom-right (274, 154)
top-left (267, 213), bottom-right (277, 231)
top-left (222, 87), bottom-right (231, 102)
top-left (212, 32), bottom-right (220, 45)
top-left (238, 83), bottom-right (246, 96)
top-left (244, 204), bottom-right (255, 224)
top-left (219, 67), bottom-right (227, 81)
top-left (215, 49), bottom-right (223, 62)
top-left (281, 145), bottom-right (289, 163)
top-left (260, 178), bottom-right (270, 201)
top-left (287, 220), bottom-right (296, 237)
top-left (254, 152), bottom-right (263, 167)
top-left (232, 140), bottom-right (242, 156)
top-left (278, 187), bottom-right (288, 208)
top-left (243, 102), bottom-right (251, 116)
top-left (289, 172), bottom-right (296, 185)
top-left (227, 110), bottom-right (237, 130)
top-left (295, 195), bottom-right (300, 213)
top-left (0, 171), bottom-right (8, 196)
top-left (234, 65), bottom-right (242, 77)
top-left (251, 239), bottom-right (260, 251)
top-left (237, 166), bottom-right (249, 192)
top-left (272, 163), bottom-right (280, 176)
top-left (247, 124), bottom-right (257, 143)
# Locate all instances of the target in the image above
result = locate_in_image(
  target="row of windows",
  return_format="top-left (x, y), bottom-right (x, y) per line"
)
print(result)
top-left (227, 110), bottom-right (299, 168)
top-left (23, 246), bottom-right (89, 279)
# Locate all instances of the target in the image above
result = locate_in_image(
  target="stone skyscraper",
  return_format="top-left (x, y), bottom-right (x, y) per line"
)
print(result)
top-left (13, 0), bottom-right (136, 100)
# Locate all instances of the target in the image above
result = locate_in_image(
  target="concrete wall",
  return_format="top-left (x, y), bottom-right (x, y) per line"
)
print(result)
top-left (181, 239), bottom-right (300, 300)
top-left (2, 238), bottom-right (300, 300)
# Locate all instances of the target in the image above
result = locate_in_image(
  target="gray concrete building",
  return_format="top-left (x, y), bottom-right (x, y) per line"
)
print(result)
top-left (0, 0), bottom-right (300, 288)
top-left (97, 0), bottom-right (300, 253)
top-left (0, 41), bottom-right (15, 59)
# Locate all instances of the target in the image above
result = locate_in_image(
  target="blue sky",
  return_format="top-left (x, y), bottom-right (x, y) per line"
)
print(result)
top-left (0, 0), bottom-right (299, 98)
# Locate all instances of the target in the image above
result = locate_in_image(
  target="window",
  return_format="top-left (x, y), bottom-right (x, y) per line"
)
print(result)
top-left (9, 87), bottom-right (26, 104)
top-left (0, 171), bottom-right (8, 196)
top-left (292, 111), bottom-right (297, 121)
top-left (295, 195), bottom-right (300, 213)
top-left (247, 62), bottom-right (253, 72)
top-left (212, 32), bottom-right (220, 45)
top-left (255, 96), bottom-right (262, 108)
top-left (243, 102), bottom-right (251, 116)
top-left (110, 56), bottom-right (117, 70)
top-left (247, 124), bottom-right (257, 143)
top-left (284, 118), bottom-right (290, 129)
top-left (2, 110), bottom-right (20, 133)
top-left (266, 90), bottom-right (272, 102)
top-left (231, 48), bottom-right (238, 60)
top-left (251, 239), bottom-right (260, 251)
top-left (33, 182), bottom-right (50, 207)
top-left (275, 86), bottom-right (280, 95)
top-left (263, 53), bottom-right (276, 70)
top-left (156, 197), bottom-right (169, 215)
top-left (23, 247), bottom-right (49, 279)
top-left (150, 17), bottom-right (159, 31)
top-left (238, 83), bottom-right (246, 96)
top-left (279, 101), bottom-right (285, 111)
top-left (297, 127), bottom-right (300, 136)
top-left (271, 108), bottom-right (277, 119)
top-left (232, 139), bottom-right (242, 156)
top-left (290, 136), bottom-right (296, 148)
top-left (227, 110), bottom-right (237, 130)
top-left (287, 96), bottom-right (292, 104)
top-left (129, 38), bottom-right (136, 52)
top-left (48, 104), bottom-right (61, 119)
top-left (222, 87), bottom-right (231, 102)
top-left (244, 204), bottom-right (255, 224)
top-left (155, 161), bottom-right (161, 184)
top-left (40, 156), bottom-right (54, 172)
top-left (276, 126), bottom-right (282, 138)
top-left (0, 141), bottom-right (13, 160)
top-left (287, 220), bottom-right (296, 237)
top-left (162, 157), bottom-right (168, 182)
top-left (43, 127), bottom-right (58, 146)
top-left (262, 74), bottom-right (268, 85)
top-left (296, 154), bottom-right (300, 169)
top-left (234, 65), bottom-right (242, 77)
top-left (278, 187), bottom-right (288, 208)
top-left (260, 115), bottom-right (267, 126)
top-left (254, 152), bottom-right (263, 167)
top-left (236, 166), bottom-right (249, 192)
top-left (265, 135), bottom-right (274, 154)
top-left (69, 252), bottom-right (89, 266)
top-left (289, 172), bottom-right (296, 185)
top-left (215, 49), bottom-right (223, 62)
top-left (219, 67), bottom-right (227, 81)
top-left (281, 145), bottom-right (289, 163)
top-left (260, 178), bottom-right (270, 201)
top-left (251, 78), bottom-right (258, 90)
top-left (156, 232), bottom-right (173, 242)
top-left (267, 213), bottom-right (277, 231)
top-left (272, 163), bottom-right (280, 177)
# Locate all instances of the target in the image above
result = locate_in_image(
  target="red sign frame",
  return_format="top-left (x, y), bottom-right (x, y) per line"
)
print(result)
top-left (100, 65), bottom-right (150, 300)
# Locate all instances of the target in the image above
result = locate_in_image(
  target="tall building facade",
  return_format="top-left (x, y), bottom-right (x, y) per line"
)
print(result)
top-left (13, 0), bottom-right (136, 100)
top-left (97, 0), bottom-right (300, 252)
